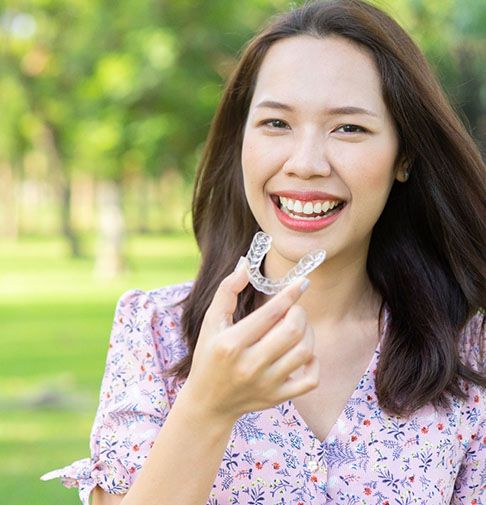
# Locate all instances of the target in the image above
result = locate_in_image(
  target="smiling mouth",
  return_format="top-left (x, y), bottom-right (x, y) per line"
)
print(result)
top-left (272, 195), bottom-right (347, 220)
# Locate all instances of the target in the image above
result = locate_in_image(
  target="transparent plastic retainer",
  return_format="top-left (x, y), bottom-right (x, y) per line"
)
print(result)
top-left (244, 231), bottom-right (326, 295)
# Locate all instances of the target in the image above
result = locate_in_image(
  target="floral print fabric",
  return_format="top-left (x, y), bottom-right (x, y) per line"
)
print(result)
top-left (41, 283), bottom-right (486, 504)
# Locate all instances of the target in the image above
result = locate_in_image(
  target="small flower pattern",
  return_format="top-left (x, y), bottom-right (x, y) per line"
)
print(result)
top-left (41, 283), bottom-right (486, 504)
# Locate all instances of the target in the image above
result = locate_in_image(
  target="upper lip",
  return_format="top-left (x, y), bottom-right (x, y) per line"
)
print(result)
top-left (271, 190), bottom-right (346, 202)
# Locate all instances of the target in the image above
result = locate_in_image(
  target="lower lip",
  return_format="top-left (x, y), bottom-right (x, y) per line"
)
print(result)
top-left (272, 199), bottom-right (345, 232)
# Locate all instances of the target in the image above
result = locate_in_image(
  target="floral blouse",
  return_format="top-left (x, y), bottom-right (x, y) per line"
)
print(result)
top-left (41, 282), bottom-right (486, 504)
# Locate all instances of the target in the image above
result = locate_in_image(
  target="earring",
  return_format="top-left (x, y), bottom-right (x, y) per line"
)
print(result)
top-left (403, 170), bottom-right (409, 181)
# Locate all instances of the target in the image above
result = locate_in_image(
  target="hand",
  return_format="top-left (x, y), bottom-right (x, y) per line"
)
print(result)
top-left (182, 258), bottom-right (319, 423)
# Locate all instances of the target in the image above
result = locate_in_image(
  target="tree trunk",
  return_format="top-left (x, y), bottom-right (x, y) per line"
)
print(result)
top-left (137, 176), bottom-right (150, 234)
top-left (0, 161), bottom-right (20, 239)
top-left (40, 123), bottom-right (81, 256)
top-left (60, 182), bottom-right (81, 257)
top-left (94, 180), bottom-right (126, 279)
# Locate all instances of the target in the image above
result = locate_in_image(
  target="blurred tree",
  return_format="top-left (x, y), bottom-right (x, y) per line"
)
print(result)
top-left (0, 0), bottom-right (483, 272)
top-left (0, 0), bottom-right (289, 271)
top-left (375, 0), bottom-right (485, 151)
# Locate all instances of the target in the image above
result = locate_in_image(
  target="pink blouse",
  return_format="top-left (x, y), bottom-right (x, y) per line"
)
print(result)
top-left (41, 282), bottom-right (486, 504)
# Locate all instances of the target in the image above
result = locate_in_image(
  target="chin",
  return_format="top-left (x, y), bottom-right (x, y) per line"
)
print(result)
top-left (266, 240), bottom-right (323, 267)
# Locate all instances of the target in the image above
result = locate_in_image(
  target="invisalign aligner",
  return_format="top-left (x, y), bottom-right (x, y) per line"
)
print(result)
top-left (244, 231), bottom-right (326, 295)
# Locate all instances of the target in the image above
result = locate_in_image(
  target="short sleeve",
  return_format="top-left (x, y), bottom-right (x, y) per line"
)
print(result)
top-left (452, 310), bottom-right (486, 503)
top-left (41, 287), bottom-right (188, 505)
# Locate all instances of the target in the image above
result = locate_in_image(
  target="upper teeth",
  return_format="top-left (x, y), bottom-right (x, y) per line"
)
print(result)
top-left (279, 196), bottom-right (341, 215)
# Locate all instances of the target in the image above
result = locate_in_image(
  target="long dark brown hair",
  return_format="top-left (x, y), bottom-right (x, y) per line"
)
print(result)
top-left (170, 0), bottom-right (486, 416)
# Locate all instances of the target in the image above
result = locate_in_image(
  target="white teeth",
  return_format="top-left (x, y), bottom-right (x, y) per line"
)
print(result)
top-left (278, 196), bottom-right (343, 217)
top-left (293, 200), bottom-right (303, 213)
top-left (281, 206), bottom-right (327, 220)
top-left (303, 202), bottom-right (314, 215)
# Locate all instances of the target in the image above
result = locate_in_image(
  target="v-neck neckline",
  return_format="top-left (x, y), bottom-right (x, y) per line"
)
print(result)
top-left (287, 306), bottom-right (388, 446)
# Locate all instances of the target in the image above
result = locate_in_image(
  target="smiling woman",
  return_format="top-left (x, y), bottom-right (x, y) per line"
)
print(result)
top-left (242, 35), bottom-right (400, 251)
top-left (42, 1), bottom-right (485, 504)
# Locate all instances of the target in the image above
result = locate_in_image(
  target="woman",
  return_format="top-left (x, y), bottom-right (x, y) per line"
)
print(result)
top-left (42, 0), bottom-right (486, 503)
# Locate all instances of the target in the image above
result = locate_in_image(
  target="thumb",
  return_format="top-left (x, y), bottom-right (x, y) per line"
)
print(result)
top-left (206, 257), bottom-right (250, 328)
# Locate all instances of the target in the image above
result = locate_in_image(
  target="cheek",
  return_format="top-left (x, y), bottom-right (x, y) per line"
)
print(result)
top-left (336, 141), bottom-right (398, 228)
top-left (241, 131), bottom-right (263, 211)
top-left (342, 134), bottom-right (398, 190)
top-left (366, 145), bottom-right (398, 197)
top-left (361, 158), bottom-right (396, 192)
top-left (241, 131), bottom-right (279, 190)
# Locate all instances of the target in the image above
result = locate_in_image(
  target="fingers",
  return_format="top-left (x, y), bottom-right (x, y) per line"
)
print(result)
top-left (248, 304), bottom-right (308, 365)
top-left (205, 257), bottom-right (250, 328)
top-left (267, 322), bottom-right (315, 380)
top-left (233, 276), bottom-right (310, 346)
top-left (277, 355), bottom-right (320, 401)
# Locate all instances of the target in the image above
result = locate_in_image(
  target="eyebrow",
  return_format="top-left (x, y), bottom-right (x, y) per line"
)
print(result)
top-left (255, 100), bottom-right (379, 118)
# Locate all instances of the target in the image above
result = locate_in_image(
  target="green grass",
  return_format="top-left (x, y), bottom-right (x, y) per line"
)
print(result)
top-left (0, 233), bottom-right (199, 505)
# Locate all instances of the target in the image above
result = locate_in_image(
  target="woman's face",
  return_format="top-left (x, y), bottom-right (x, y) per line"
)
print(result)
top-left (241, 35), bottom-right (403, 271)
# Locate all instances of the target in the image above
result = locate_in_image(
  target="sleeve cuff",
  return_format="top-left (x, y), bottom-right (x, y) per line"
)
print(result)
top-left (41, 457), bottom-right (131, 505)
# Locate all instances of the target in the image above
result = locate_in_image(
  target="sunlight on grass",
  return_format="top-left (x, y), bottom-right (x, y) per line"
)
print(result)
top-left (0, 232), bottom-right (199, 504)
top-left (0, 233), bottom-right (200, 303)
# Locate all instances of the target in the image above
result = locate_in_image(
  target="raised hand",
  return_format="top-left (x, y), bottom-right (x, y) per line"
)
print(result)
top-left (182, 257), bottom-right (319, 424)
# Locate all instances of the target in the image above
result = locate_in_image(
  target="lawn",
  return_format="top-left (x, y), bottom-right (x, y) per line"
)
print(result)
top-left (0, 233), bottom-right (199, 505)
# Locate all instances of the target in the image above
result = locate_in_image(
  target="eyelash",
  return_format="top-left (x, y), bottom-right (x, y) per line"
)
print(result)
top-left (260, 120), bottom-right (367, 133)
top-left (335, 124), bottom-right (367, 133)
top-left (261, 119), bottom-right (289, 129)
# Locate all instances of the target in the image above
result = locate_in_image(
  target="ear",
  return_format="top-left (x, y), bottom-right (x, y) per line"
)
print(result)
top-left (395, 157), bottom-right (411, 183)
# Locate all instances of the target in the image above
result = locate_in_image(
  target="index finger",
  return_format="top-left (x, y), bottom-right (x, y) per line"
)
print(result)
top-left (205, 257), bottom-right (250, 327)
top-left (232, 276), bottom-right (310, 346)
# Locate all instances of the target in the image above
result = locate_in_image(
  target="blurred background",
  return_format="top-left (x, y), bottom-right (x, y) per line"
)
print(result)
top-left (0, 0), bottom-right (484, 503)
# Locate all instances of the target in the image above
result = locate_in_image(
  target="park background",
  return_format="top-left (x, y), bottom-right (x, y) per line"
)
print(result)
top-left (0, 0), bottom-right (484, 503)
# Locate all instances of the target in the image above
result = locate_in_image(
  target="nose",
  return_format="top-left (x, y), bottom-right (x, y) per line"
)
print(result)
top-left (282, 131), bottom-right (332, 179)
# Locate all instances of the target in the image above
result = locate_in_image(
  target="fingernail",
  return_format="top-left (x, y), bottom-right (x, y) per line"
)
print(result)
top-left (235, 256), bottom-right (248, 272)
top-left (299, 278), bottom-right (310, 292)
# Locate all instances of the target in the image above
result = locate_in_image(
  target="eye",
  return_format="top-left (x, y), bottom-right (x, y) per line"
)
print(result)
top-left (335, 124), bottom-right (367, 133)
top-left (262, 119), bottom-right (289, 129)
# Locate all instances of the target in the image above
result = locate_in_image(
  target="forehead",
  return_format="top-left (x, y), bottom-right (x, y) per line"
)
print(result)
top-left (250, 35), bottom-right (386, 115)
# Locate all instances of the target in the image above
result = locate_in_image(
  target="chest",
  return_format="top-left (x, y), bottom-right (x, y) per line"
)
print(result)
top-left (282, 314), bottom-right (384, 442)
top-left (291, 341), bottom-right (378, 442)
top-left (219, 386), bottom-right (467, 504)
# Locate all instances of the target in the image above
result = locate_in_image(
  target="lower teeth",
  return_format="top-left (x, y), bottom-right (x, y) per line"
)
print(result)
top-left (281, 205), bottom-right (340, 220)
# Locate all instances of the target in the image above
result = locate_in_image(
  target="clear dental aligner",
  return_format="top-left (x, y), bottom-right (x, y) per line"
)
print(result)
top-left (244, 231), bottom-right (326, 295)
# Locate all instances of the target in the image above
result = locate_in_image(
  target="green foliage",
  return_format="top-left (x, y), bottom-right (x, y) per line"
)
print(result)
top-left (0, 0), bottom-right (291, 181)
top-left (1, 0), bottom-right (483, 186)
top-left (374, 0), bottom-right (485, 149)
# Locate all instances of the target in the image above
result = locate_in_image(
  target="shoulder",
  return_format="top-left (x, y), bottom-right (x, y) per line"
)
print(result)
top-left (458, 309), bottom-right (485, 372)
top-left (109, 281), bottom-right (194, 366)
top-left (116, 281), bottom-right (193, 313)
top-left (114, 281), bottom-right (193, 327)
